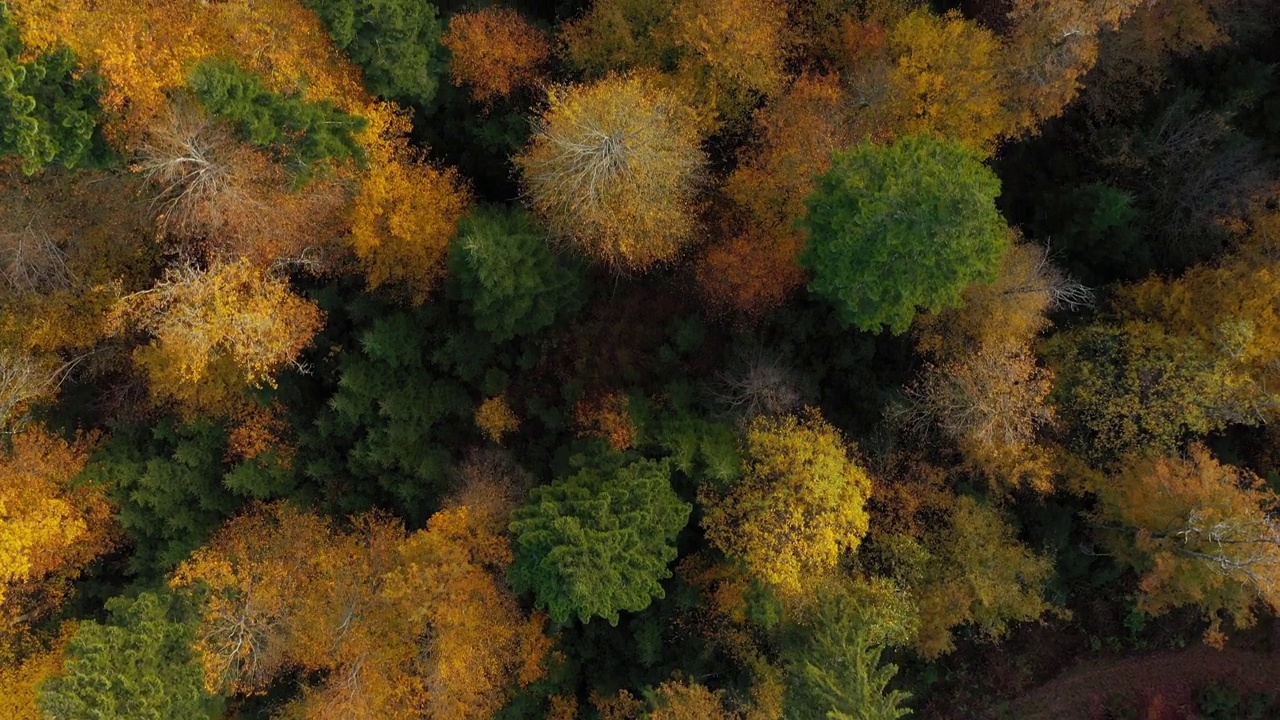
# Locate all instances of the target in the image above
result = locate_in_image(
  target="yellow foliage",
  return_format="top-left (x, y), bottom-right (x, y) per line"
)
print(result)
top-left (111, 259), bottom-right (325, 393)
top-left (885, 10), bottom-right (1008, 153)
top-left (667, 0), bottom-right (790, 121)
top-left (516, 71), bottom-right (707, 270)
top-left (650, 678), bottom-right (738, 720)
top-left (475, 395), bottom-right (521, 444)
top-left (0, 427), bottom-right (111, 622)
top-left (349, 153), bottom-right (470, 303)
top-left (700, 410), bottom-right (872, 596)
top-left (10, 0), bottom-right (369, 147)
top-left (0, 624), bottom-right (72, 719)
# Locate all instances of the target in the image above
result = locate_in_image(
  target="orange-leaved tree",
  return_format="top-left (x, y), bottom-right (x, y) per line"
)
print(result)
top-left (698, 73), bottom-right (849, 315)
top-left (516, 71), bottom-right (707, 271)
top-left (1093, 445), bottom-right (1280, 646)
top-left (442, 7), bottom-right (550, 103)
top-left (0, 427), bottom-right (113, 635)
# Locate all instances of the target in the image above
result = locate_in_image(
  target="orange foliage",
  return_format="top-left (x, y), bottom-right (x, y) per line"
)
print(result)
top-left (0, 428), bottom-right (112, 634)
top-left (701, 73), bottom-right (849, 315)
top-left (349, 150), bottom-right (470, 303)
top-left (226, 399), bottom-right (295, 465)
top-left (573, 391), bottom-right (636, 451)
top-left (475, 394), bottom-right (521, 444)
top-left (443, 8), bottom-right (550, 103)
top-left (667, 0), bottom-right (790, 120)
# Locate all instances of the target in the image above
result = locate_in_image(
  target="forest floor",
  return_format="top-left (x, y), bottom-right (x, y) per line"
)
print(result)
top-left (997, 643), bottom-right (1280, 719)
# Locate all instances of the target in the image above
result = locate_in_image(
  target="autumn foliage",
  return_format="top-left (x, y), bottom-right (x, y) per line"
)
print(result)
top-left (516, 71), bottom-right (706, 270)
top-left (443, 8), bottom-right (550, 103)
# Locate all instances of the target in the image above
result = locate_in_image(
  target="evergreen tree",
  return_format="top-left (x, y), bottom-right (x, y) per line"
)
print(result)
top-left (187, 59), bottom-right (365, 180)
top-left (509, 457), bottom-right (691, 625)
top-left (448, 206), bottom-right (586, 344)
top-left (38, 591), bottom-right (224, 720)
top-left (801, 136), bottom-right (1009, 334)
top-left (0, 4), bottom-right (101, 173)
top-left (302, 0), bottom-right (445, 109)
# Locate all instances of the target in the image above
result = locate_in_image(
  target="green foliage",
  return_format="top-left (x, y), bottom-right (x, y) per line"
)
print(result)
top-left (305, 310), bottom-right (472, 517)
top-left (187, 59), bottom-right (365, 180)
top-left (508, 457), bottom-right (691, 625)
top-left (37, 591), bottom-right (223, 720)
top-left (800, 135), bottom-right (1009, 334)
top-left (302, 0), bottom-right (444, 109)
top-left (0, 5), bottom-right (101, 173)
top-left (447, 206), bottom-right (586, 344)
top-left (783, 580), bottom-right (914, 720)
top-left (77, 421), bottom-right (279, 575)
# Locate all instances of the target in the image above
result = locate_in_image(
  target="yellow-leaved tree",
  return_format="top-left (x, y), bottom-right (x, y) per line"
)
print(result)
top-left (700, 410), bottom-right (872, 596)
top-left (515, 71), bottom-right (707, 271)
top-left (0, 427), bottom-right (113, 634)
top-left (109, 259), bottom-right (324, 408)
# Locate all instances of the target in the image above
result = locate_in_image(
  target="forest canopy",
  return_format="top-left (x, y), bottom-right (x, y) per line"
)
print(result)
top-left (2, 0), bottom-right (1280, 719)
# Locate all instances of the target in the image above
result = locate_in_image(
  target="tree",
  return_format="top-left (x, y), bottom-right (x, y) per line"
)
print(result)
top-left (447, 206), bottom-right (585, 344)
top-left (37, 591), bottom-right (223, 720)
top-left (302, 0), bottom-right (445, 109)
top-left (187, 59), bottom-right (366, 181)
top-left (701, 410), bottom-right (872, 596)
top-left (0, 5), bottom-right (101, 173)
top-left (666, 0), bottom-right (790, 120)
top-left (800, 135), bottom-right (1009, 334)
top-left (137, 101), bottom-right (349, 269)
top-left (110, 259), bottom-right (325, 395)
top-left (442, 8), bottom-right (550, 104)
top-left (876, 495), bottom-right (1056, 658)
top-left (1000, 0), bottom-right (1145, 133)
top-left (170, 502), bottom-right (336, 694)
top-left (349, 150), bottom-right (470, 303)
top-left (649, 678), bottom-right (739, 720)
top-left (0, 426), bottom-right (112, 630)
top-left (783, 580), bottom-right (914, 720)
top-left (1046, 320), bottom-right (1274, 463)
top-left (884, 10), bottom-right (1008, 152)
top-left (699, 73), bottom-right (849, 315)
top-left (515, 71), bottom-right (706, 271)
top-left (508, 457), bottom-right (691, 624)
top-left (1092, 445), bottom-right (1280, 646)
top-left (559, 0), bottom-right (677, 78)
top-left (904, 346), bottom-right (1056, 492)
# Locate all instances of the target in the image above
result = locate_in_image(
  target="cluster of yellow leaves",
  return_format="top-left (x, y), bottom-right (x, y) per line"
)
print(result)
top-left (349, 150), bottom-right (470, 303)
top-left (666, 0), bottom-right (790, 121)
top-left (442, 8), bottom-right (550, 103)
top-left (110, 259), bottom-right (325, 393)
top-left (0, 624), bottom-right (72, 719)
top-left (884, 10), bottom-right (1006, 153)
top-left (573, 390), bottom-right (636, 451)
top-left (173, 486), bottom-right (550, 718)
top-left (475, 394), bottom-right (521, 444)
top-left (516, 71), bottom-right (706, 271)
top-left (0, 428), bottom-right (112, 635)
top-left (701, 410), bottom-right (871, 596)
top-left (649, 678), bottom-right (739, 720)
top-left (1095, 445), bottom-right (1280, 647)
